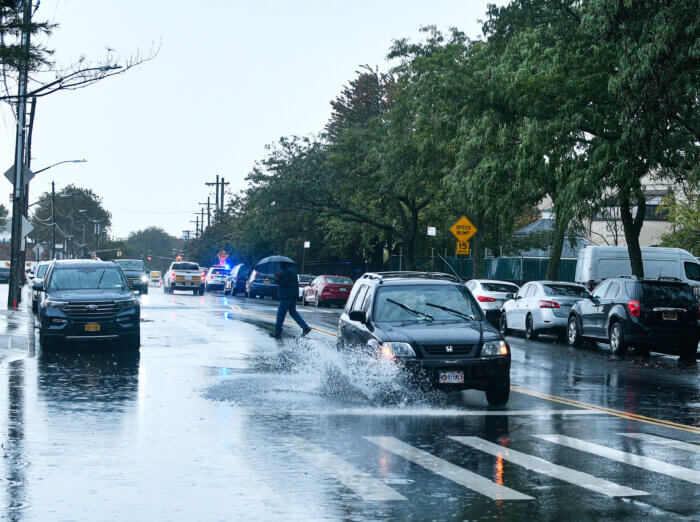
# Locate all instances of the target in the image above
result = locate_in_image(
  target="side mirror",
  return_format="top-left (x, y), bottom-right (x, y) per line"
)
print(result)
top-left (32, 280), bottom-right (43, 291)
top-left (349, 310), bottom-right (367, 323)
top-left (506, 293), bottom-right (514, 300)
top-left (514, 295), bottom-right (521, 300)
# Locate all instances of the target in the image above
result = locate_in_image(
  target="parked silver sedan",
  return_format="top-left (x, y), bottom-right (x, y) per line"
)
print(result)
top-left (466, 279), bottom-right (520, 312)
top-left (500, 281), bottom-right (590, 341)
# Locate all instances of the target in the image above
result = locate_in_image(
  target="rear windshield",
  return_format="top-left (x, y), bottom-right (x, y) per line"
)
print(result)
top-left (233, 265), bottom-right (250, 276)
top-left (298, 275), bottom-right (314, 283)
top-left (37, 264), bottom-right (48, 277)
top-left (115, 260), bottom-right (144, 271)
top-left (481, 282), bottom-right (519, 293)
top-left (542, 284), bottom-right (590, 298)
top-left (48, 267), bottom-right (126, 291)
top-left (172, 263), bottom-right (199, 271)
top-left (210, 268), bottom-right (230, 275)
top-left (326, 276), bottom-right (352, 285)
top-left (641, 282), bottom-right (695, 304)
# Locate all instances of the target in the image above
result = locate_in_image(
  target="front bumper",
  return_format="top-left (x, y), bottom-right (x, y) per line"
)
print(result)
top-left (402, 356), bottom-right (510, 391)
top-left (40, 307), bottom-right (140, 343)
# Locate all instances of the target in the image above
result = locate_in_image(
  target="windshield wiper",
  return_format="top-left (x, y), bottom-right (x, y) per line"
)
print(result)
top-left (426, 302), bottom-right (477, 321)
top-left (386, 298), bottom-right (434, 321)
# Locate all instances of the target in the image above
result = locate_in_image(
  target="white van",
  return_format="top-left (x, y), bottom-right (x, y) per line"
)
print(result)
top-left (575, 246), bottom-right (700, 295)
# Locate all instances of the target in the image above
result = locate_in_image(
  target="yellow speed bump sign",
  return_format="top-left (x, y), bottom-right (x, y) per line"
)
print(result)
top-left (450, 216), bottom-right (478, 242)
top-left (456, 241), bottom-right (470, 256)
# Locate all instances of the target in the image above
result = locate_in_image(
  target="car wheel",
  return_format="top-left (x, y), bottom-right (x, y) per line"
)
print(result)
top-left (525, 314), bottom-right (538, 340)
top-left (485, 378), bottom-right (510, 407)
top-left (40, 331), bottom-right (57, 351)
top-left (609, 321), bottom-right (627, 355)
top-left (499, 314), bottom-right (509, 335)
top-left (567, 316), bottom-right (583, 347)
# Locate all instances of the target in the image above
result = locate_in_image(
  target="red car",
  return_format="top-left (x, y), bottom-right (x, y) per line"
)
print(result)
top-left (302, 275), bottom-right (354, 307)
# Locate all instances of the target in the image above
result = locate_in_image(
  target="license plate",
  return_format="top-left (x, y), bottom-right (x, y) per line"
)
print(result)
top-left (662, 311), bottom-right (677, 320)
top-left (263, 279), bottom-right (270, 284)
top-left (176, 276), bottom-right (185, 281)
top-left (339, 288), bottom-right (347, 292)
top-left (84, 323), bottom-right (101, 332)
top-left (438, 371), bottom-right (464, 384)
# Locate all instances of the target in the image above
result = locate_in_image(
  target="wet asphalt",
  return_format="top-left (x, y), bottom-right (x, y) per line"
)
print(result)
top-left (0, 285), bottom-right (697, 520)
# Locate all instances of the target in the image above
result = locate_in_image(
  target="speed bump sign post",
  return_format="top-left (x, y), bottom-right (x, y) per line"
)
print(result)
top-left (456, 241), bottom-right (470, 256)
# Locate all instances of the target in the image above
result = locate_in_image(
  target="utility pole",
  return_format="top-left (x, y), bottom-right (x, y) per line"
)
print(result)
top-left (93, 219), bottom-right (103, 257)
top-left (205, 174), bottom-right (220, 213)
top-left (220, 177), bottom-right (229, 211)
top-left (199, 197), bottom-right (210, 229)
top-left (200, 207), bottom-right (205, 234)
top-left (190, 216), bottom-right (199, 239)
top-left (51, 181), bottom-right (56, 259)
top-left (8, 0), bottom-right (32, 308)
top-left (19, 96), bottom-right (36, 279)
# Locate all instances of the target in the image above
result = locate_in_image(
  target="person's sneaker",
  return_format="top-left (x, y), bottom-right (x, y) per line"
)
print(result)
top-left (270, 332), bottom-right (282, 339)
top-left (301, 328), bottom-right (312, 337)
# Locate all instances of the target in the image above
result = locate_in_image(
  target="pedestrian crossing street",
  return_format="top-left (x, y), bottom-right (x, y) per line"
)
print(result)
top-left (290, 432), bottom-right (699, 502)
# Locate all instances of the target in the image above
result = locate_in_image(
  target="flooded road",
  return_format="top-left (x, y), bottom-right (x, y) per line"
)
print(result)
top-left (0, 287), bottom-right (698, 520)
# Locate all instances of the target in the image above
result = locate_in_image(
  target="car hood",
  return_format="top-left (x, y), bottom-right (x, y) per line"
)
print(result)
top-left (47, 289), bottom-right (133, 302)
top-left (374, 320), bottom-right (497, 345)
top-left (122, 270), bottom-right (146, 276)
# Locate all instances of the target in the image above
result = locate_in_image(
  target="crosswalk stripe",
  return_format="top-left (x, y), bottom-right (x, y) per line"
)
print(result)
top-left (618, 432), bottom-right (700, 454)
top-left (364, 436), bottom-right (533, 501)
top-left (535, 434), bottom-right (700, 485)
top-left (450, 436), bottom-right (646, 497)
top-left (288, 439), bottom-right (407, 501)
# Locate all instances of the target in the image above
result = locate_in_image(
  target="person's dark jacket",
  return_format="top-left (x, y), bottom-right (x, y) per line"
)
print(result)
top-left (277, 264), bottom-right (299, 300)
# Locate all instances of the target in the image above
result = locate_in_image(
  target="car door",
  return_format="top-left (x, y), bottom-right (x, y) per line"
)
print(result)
top-left (520, 284), bottom-right (539, 329)
top-left (581, 281), bottom-right (609, 336)
top-left (354, 286), bottom-right (375, 345)
top-left (600, 281), bottom-right (621, 333)
top-left (510, 284), bottom-right (530, 330)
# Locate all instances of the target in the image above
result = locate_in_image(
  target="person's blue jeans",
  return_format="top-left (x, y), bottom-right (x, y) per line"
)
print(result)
top-left (275, 299), bottom-right (309, 335)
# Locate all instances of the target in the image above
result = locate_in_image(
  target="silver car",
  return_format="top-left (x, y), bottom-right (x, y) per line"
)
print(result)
top-left (500, 281), bottom-right (590, 341)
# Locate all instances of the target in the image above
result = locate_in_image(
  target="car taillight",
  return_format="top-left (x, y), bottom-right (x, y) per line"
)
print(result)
top-left (539, 300), bottom-right (560, 308)
top-left (477, 296), bottom-right (496, 302)
top-left (201, 273), bottom-right (206, 281)
top-left (627, 300), bottom-right (641, 317)
top-left (171, 273), bottom-right (176, 280)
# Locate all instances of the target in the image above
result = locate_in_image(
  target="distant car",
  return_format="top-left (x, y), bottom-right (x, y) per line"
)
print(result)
top-left (567, 277), bottom-right (699, 361)
top-left (302, 275), bottom-right (353, 307)
top-left (149, 271), bottom-right (162, 286)
top-left (246, 260), bottom-right (283, 299)
top-left (163, 261), bottom-right (205, 295)
top-left (114, 259), bottom-right (149, 294)
top-left (297, 274), bottom-right (315, 300)
top-left (224, 263), bottom-right (251, 296)
top-left (0, 266), bottom-right (9, 284)
top-left (337, 271), bottom-right (511, 406)
top-left (31, 261), bottom-right (52, 313)
top-left (466, 279), bottom-right (519, 325)
top-left (204, 266), bottom-right (230, 292)
top-left (34, 259), bottom-right (140, 351)
top-left (500, 281), bottom-right (590, 341)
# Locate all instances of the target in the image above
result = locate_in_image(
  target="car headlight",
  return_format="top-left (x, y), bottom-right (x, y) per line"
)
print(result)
top-left (379, 342), bottom-right (416, 358)
top-left (115, 298), bottom-right (137, 308)
top-left (44, 299), bottom-right (67, 309)
top-left (141, 275), bottom-right (148, 282)
top-left (481, 339), bottom-right (508, 357)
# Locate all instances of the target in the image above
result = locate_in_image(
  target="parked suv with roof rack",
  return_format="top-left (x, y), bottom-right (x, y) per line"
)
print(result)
top-left (567, 276), bottom-right (698, 362)
top-left (337, 271), bottom-right (511, 406)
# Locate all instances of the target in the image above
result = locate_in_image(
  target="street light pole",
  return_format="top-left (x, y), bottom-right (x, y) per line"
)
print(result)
top-left (51, 181), bottom-right (56, 259)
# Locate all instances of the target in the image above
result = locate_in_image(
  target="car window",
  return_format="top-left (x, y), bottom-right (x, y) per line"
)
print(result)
top-left (37, 264), bottom-right (48, 278)
top-left (592, 282), bottom-right (610, 298)
top-left (604, 282), bottom-right (621, 299)
top-left (374, 284), bottom-right (481, 323)
top-left (640, 282), bottom-right (695, 305)
top-left (542, 284), bottom-right (590, 297)
top-left (48, 267), bottom-right (126, 291)
top-left (481, 282), bottom-right (519, 293)
top-left (361, 288), bottom-right (373, 312)
top-left (326, 276), bottom-right (352, 285)
top-left (172, 263), bottom-right (199, 271)
top-left (351, 285), bottom-right (368, 312)
top-left (684, 262), bottom-right (700, 282)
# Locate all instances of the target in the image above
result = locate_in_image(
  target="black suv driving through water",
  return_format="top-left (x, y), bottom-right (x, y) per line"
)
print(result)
top-left (35, 260), bottom-right (140, 351)
top-left (114, 259), bottom-right (149, 294)
top-left (337, 272), bottom-right (511, 406)
top-left (567, 276), bottom-right (698, 362)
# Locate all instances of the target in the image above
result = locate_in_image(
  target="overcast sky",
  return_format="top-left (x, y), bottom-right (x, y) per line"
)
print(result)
top-left (1, 0), bottom-right (505, 238)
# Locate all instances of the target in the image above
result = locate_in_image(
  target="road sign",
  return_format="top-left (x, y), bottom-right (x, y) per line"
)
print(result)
top-left (4, 164), bottom-right (34, 186)
top-left (21, 216), bottom-right (33, 237)
top-left (449, 216), bottom-right (478, 242)
top-left (456, 241), bottom-right (470, 256)
top-left (427, 226), bottom-right (436, 236)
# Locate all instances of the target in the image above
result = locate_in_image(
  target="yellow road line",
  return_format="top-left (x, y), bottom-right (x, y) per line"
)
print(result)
top-left (227, 304), bottom-right (699, 433)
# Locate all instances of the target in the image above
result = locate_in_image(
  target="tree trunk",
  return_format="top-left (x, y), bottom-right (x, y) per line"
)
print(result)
top-left (619, 188), bottom-right (646, 277)
top-left (545, 210), bottom-right (569, 280)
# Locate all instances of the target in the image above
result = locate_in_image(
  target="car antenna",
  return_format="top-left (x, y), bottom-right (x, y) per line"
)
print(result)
top-left (436, 253), bottom-right (461, 281)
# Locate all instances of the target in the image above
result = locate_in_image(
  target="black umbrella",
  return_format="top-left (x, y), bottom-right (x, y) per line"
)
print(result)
top-left (256, 255), bottom-right (296, 266)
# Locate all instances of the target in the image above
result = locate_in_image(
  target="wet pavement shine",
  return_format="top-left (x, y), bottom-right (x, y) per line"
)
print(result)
top-left (0, 286), bottom-right (698, 520)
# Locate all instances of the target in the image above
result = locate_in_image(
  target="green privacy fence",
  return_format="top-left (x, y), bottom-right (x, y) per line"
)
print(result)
top-left (389, 256), bottom-right (577, 283)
